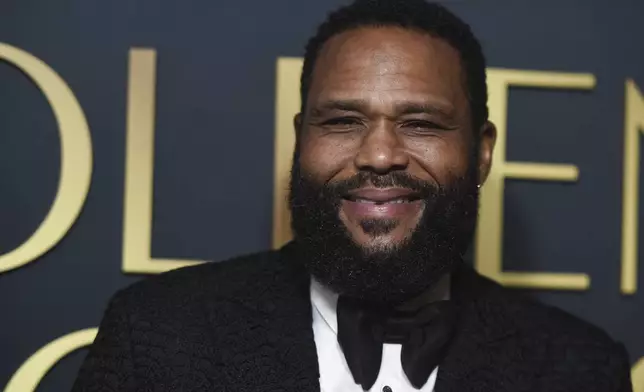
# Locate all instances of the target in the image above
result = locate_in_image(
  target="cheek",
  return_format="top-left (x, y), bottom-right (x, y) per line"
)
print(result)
top-left (298, 134), bottom-right (357, 181)
top-left (406, 136), bottom-right (471, 183)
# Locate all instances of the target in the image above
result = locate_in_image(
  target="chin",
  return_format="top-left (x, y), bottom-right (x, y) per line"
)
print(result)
top-left (351, 230), bottom-right (413, 256)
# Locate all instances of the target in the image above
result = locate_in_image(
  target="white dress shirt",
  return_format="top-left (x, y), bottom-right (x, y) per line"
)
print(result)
top-left (311, 278), bottom-right (450, 392)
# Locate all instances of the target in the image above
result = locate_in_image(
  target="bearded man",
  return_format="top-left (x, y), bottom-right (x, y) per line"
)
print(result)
top-left (73, 0), bottom-right (632, 391)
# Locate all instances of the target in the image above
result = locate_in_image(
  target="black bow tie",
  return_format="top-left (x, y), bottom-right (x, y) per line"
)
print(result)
top-left (337, 296), bottom-right (457, 390)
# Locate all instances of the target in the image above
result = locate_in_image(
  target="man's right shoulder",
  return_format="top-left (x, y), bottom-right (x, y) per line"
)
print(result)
top-left (107, 248), bottom-right (286, 312)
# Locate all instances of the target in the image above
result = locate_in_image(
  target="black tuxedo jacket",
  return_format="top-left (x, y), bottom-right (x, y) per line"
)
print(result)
top-left (73, 243), bottom-right (632, 391)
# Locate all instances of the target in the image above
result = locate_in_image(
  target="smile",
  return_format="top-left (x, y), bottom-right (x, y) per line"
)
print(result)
top-left (348, 197), bottom-right (416, 205)
top-left (343, 187), bottom-right (421, 203)
top-left (340, 188), bottom-right (424, 220)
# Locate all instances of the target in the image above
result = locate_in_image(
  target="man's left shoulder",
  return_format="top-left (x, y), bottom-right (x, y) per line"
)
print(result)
top-left (465, 270), bottom-right (617, 347)
top-left (482, 278), bottom-right (631, 374)
top-left (452, 272), bottom-right (633, 390)
top-left (498, 287), bottom-right (618, 348)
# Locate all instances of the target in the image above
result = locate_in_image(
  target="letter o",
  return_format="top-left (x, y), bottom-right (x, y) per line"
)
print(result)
top-left (633, 356), bottom-right (644, 392)
top-left (0, 43), bottom-right (92, 273)
top-left (3, 328), bottom-right (97, 392)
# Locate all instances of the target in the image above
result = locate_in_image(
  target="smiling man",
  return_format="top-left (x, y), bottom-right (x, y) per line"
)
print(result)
top-left (73, 0), bottom-right (633, 391)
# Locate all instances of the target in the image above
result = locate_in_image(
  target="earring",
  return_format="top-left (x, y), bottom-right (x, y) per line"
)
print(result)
top-left (477, 184), bottom-right (481, 189)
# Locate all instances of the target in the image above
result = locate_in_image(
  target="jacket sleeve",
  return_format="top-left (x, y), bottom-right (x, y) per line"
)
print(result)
top-left (71, 290), bottom-right (136, 392)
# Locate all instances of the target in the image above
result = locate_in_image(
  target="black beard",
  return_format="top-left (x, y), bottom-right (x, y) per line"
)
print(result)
top-left (288, 161), bottom-right (480, 306)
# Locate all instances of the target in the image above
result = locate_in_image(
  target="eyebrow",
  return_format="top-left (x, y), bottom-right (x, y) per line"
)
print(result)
top-left (310, 99), bottom-right (365, 115)
top-left (309, 99), bottom-right (454, 118)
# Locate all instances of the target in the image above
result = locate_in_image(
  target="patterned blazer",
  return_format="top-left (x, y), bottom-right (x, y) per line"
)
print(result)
top-left (72, 242), bottom-right (633, 391)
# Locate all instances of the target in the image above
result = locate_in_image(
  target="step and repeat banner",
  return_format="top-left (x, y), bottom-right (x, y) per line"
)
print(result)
top-left (1, 0), bottom-right (643, 390)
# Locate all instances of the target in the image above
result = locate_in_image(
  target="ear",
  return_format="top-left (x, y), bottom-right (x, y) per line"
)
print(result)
top-left (477, 121), bottom-right (497, 185)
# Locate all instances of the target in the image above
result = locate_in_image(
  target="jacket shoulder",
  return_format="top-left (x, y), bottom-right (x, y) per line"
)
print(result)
top-left (481, 277), bottom-right (631, 387)
top-left (464, 274), bottom-right (632, 390)
top-left (110, 249), bottom-right (285, 312)
top-left (475, 274), bottom-right (615, 343)
top-left (497, 285), bottom-right (617, 347)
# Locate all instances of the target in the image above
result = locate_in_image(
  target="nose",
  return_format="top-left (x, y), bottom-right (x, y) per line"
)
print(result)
top-left (354, 121), bottom-right (410, 174)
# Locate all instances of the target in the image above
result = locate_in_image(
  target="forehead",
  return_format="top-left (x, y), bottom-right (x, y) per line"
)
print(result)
top-left (307, 27), bottom-right (467, 113)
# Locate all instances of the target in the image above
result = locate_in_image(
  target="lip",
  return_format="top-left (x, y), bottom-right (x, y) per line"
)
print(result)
top-left (344, 188), bottom-right (420, 203)
top-left (340, 187), bottom-right (423, 222)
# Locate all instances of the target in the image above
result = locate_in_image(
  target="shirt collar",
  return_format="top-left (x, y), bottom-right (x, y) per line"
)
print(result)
top-left (311, 278), bottom-right (340, 334)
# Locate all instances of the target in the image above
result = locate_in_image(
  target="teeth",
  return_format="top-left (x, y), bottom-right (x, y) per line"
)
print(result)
top-left (355, 198), bottom-right (408, 204)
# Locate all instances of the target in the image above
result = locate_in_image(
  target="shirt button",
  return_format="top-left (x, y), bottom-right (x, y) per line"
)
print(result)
top-left (382, 386), bottom-right (393, 392)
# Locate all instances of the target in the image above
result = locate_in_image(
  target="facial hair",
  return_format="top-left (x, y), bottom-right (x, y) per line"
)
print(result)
top-left (288, 160), bottom-right (480, 305)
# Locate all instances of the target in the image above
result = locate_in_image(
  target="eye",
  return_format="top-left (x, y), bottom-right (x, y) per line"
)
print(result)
top-left (401, 120), bottom-right (440, 131)
top-left (322, 117), bottom-right (362, 127)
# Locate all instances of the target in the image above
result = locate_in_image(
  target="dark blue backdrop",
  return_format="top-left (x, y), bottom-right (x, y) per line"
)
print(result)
top-left (1, 0), bottom-right (642, 390)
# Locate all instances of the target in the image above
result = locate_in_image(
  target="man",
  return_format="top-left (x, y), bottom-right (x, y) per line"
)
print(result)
top-left (73, 0), bottom-right (633, 391)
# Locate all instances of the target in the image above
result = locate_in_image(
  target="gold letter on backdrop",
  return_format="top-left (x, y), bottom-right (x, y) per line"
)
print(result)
top-left (122, 48), bottom-right (205, 273)
top-left (621, 79), bottom-right (644, 295)
top-left (3, 328), bottom-right (97, 392)
top-left (633, 356), bottom-right (644, 392)
top-left (477, 69), bottom-right (594, 290)
top-left (272, 57), bottom-right (302, 249)
top-left (0, 43), bottom-right (93, 274)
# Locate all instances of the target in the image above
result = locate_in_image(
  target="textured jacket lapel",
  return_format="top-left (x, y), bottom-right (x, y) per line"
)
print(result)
top-left (203, 244), bottom-right (321, 391)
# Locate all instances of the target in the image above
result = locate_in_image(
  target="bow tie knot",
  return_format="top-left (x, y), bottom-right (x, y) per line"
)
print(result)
top-left (337, 297), bottom-right (456, 390)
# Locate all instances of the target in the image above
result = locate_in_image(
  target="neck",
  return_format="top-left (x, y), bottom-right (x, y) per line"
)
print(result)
top-left (396, 273), bottom-right (451, 312)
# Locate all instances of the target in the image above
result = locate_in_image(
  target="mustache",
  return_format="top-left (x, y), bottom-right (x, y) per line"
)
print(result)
top-left (324, 171), bottom-right (439, 197)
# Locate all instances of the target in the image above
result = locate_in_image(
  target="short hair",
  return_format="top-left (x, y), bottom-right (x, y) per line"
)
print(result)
top-left (300, 0), bottom-right (489, 131)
